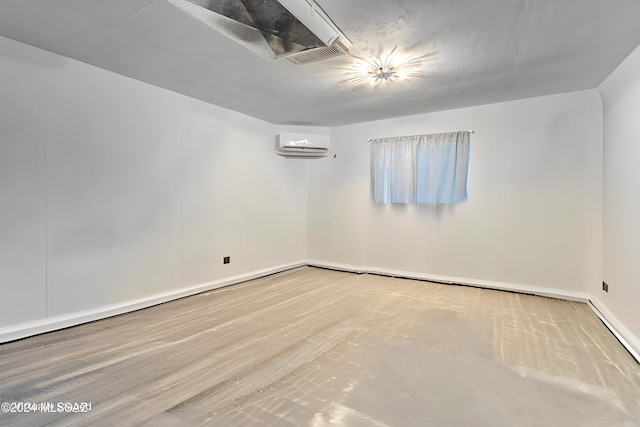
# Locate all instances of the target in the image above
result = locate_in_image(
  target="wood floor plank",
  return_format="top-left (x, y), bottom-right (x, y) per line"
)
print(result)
top-left (1, 267), bottom-right (639, 426)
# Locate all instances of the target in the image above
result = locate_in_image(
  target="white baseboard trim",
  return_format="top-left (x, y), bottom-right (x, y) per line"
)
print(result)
top-left (307, 260), bottom-right (591, 302)
top-left (3, 260), bottom-right (639, 365)
top-left (589, 298), bottom-right (640, 364)
top-left (0, 261), bottom-right (306, 344)
top-left (308, 260), bottom-right (639, 364)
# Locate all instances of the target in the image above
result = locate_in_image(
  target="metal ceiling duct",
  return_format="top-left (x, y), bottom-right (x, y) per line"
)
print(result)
top-left (167, 0), bottom-right (351, 64)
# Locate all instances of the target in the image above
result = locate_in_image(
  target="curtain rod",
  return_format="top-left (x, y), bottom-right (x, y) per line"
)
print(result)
top-left (368, 130), bottom-right (474, 142)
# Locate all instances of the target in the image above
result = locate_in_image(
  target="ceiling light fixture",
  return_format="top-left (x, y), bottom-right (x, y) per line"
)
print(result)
top-left (347, 46), bottom-right (423, 86)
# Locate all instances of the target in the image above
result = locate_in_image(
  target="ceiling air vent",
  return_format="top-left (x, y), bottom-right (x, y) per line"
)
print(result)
top-left (167, 0), bottom-right (350, 64)
top-left (276, 0), bottom-right (351, 64)
top-left (286, 40), bottom-right (350, 65)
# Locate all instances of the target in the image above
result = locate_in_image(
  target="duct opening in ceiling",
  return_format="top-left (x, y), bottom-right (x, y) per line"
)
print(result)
top-left (167, 0), bottom-right (351, 64)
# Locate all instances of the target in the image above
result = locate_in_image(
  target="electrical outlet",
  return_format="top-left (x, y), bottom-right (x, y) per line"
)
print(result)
top-left (223, 256), bottom-right (230, 264)
top-left (602, 281), bottom-right (609, 292)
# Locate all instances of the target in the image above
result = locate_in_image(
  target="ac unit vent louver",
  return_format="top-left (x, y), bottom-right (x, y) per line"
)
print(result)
top-left (276, 133), bottom-right (330, 158)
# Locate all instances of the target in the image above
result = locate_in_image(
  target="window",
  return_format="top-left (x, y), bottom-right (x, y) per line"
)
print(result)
top-left (371, 131), bottom-right (470, 204)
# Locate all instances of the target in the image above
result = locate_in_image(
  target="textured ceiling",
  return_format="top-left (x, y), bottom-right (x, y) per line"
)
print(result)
top-left (1, 0), bottom-right (640, 126)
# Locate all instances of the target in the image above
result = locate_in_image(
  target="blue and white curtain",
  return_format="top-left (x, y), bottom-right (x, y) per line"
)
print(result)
top-left (371, 131), bottom-right (470, 204)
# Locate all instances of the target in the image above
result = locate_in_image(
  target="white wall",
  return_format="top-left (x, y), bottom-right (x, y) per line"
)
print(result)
top-left (308, 91), bottom-right (603, 296)
top-left (0, 36), bottom-right (310, 333)
top-left (4, 32), bottom-right (636, 354)
top-left (0, 36), bottom-right (47, 325)
top-left (598, 44), bottom-right (640, 353)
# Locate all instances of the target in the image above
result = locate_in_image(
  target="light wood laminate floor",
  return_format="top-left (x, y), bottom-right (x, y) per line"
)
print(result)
top-left (1, 266), bottom-right (639, 426)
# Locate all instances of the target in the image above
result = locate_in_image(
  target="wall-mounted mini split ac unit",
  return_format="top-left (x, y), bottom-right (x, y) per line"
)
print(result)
top-left (276, 133), bottom-right (330, 158)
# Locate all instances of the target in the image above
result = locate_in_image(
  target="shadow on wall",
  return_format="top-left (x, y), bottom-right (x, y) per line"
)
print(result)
top-left (371, 200), bottom-right (460, 220)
